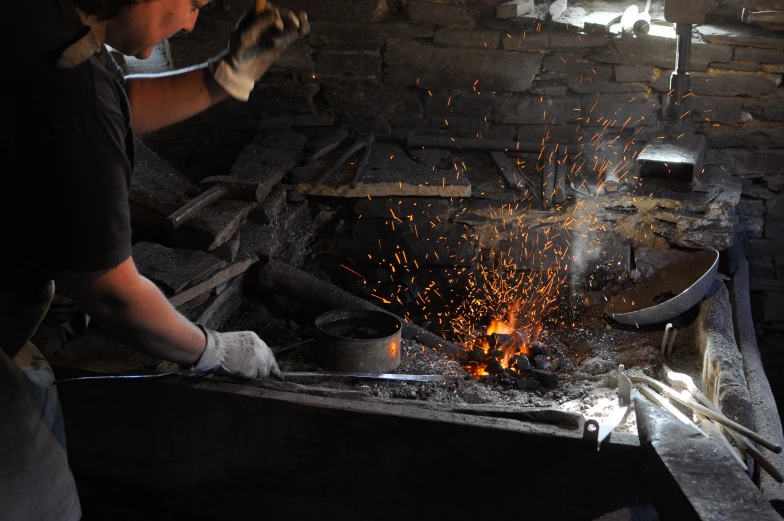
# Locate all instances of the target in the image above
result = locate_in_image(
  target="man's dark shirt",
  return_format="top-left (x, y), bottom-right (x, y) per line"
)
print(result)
top-left (1, 3), bottom-right (135, 519)
top-left (2, 0), bottom-right (134, 283)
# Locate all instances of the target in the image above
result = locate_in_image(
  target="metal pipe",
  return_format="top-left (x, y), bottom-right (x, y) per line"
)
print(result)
top-left (669, 23), bottom-right (693, 123)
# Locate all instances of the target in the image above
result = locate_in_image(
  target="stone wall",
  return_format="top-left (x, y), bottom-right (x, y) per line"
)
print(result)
top-left (146, 0), bottom-right (783, 355)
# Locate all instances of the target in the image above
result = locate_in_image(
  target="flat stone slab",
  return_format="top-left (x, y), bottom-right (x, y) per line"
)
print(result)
top-left (133, 241), bottom-right (226, 295)
top-left (170, 200), bottom-right (256, 251)
top-left (291, 143), bottom-right (471, 198)
top-left (574, 165), bottom-right (742, 250)
top-left (697, 23), bottom-right (784, 49)
top-left (384, 41), bottom-right (542, 92)
top-left (651, 69), bottom-right (781, 98)
top-left (130, 140), bottom-right (197, 216)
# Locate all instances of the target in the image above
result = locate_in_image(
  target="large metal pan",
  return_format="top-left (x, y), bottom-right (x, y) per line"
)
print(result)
top-left (313, 309), bottom-right (402, 373)
top-left (605, 249), bottom-right (719, 326)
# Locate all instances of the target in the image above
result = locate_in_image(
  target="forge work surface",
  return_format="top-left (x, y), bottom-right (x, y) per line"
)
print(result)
top-left (52, 357), bottom-right (646, 521)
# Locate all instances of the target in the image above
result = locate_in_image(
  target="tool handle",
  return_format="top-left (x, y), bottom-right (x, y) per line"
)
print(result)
top-left (255, 0), bottom-right (266, 14)
top-left (633, 375), bottom-right (783, 454)
top-left (166, 185), bottom-right (229, 231)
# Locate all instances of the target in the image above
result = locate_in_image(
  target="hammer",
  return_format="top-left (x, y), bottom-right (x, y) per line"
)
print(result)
top-left (165, 173), bottom-right (274, 231)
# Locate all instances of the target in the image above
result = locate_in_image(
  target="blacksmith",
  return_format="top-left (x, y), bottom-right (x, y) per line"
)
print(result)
top-left (0, 0), bottom-right (308, 519)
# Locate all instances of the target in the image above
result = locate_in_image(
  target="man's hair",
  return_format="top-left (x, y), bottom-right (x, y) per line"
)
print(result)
top-left (70, 0), bottom-right (137, 20)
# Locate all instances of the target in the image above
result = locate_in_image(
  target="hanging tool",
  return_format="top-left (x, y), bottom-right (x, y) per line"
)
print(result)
top-left (633, 0), bottom-right (652, 34)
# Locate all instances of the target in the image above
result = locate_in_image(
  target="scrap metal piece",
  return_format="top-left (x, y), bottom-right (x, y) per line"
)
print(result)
top-left (635, 135), bottom-right (706, 189)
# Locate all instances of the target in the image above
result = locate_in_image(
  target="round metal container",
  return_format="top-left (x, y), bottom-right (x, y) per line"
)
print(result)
top-left (313, 309), bottom-right (402, 373)
top-left (606, 249), bottom-right (719, 326)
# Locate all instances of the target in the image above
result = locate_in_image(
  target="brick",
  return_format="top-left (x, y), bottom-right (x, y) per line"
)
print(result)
top-left (384, 41), bottom-right (542, 92)
top-left (404, 0), bottom-right (475, 29)
top-left (275, 0), bottom-right (389, 23)
top-left (500, 31), bottom-right (550, 51)
top-left (744, 97), bottom-right (784, 122)
top-left (600, 35), bottom-right (733, 71)
top-left (316, 47), bottom-right (383, 77)
top-left (705, 148), bottom-right (784, 176)
top-left (271, 41), bottom-right (314, 76)
top-left (761, 64), bottom-right (784, 73)
top-left (548, 32), bottom-right (610, 48)
top-left (777, 258), bottom-right (784, 280)
top-left (701, 125), bottom-right (784, 149)
top-left (434, 29), bottom-right (500, 49)
top-left (496, 0), bottom-right (534, 19)
top-left (290, 143), bottom-right (472, 198)
top-left (323, 82), bottom-right (423, 117)
top-left (568, 79), bottom-right (646, 94)
top-left (693, 96), bottom-right (744, 126)
top-left (739, 214), bottom-right (765, 239)
top-left (698, 24), bottom-right (784, 49)
top-left (768, 176), bottom-right (784, 192)
top-left (494, 94), bottom-right (581, 124)
top-left (751, 292), bottom-right (784, 322)
top-left (614, 65), bottom-right (655, 83)
top-left (651, 70), bottom-right (781, 98)
top-left (766, 193), bottom-right (784, 239)
top-left (247, 83), bottom-right (320, 114)
top-left (750, 257), bottom-right (776, 279)
top-left (429, 117), bottom-right (490, 132)
top-left (529, 82), bottom-right (569, 96)
top-left (741, 179), bottom-right (776, 200)
top-left (711, 61), bottom-right (762, 72)
top-left (579, 93), bottom-right (661, 128)
top-left (308, 22), bottom-right (434, 46)
top-left (133, 242), bottom-right (225, 295)
top-left (736, 198), bottom-right (767, 217)
top-left (515, 124), bottom-right (596, 144)
top-left (747, 239), bottom-right (784, 257)
top-left (543, 56), bottom-right (613, 79)
top-left (734, 47), bottom-right (784, 64)
top-left (424, 91), bottom-right (493, 118)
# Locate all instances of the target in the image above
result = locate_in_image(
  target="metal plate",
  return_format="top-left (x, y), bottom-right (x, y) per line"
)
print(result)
top-left (606, 249), bottom-right (719, 326)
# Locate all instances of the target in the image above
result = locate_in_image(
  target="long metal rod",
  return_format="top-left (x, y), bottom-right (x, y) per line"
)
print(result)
top-left (283, 372), bottom-right (465, 382)
top-left (631, 374), bottom-right (783, 454)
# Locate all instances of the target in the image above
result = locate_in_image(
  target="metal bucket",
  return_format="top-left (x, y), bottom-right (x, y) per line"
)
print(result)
top-left (313, 309), bottom-right (402, 373)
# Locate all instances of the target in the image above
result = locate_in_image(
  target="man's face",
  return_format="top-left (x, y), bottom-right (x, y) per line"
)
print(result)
top-left (106, 0), bottom-right (211, 59)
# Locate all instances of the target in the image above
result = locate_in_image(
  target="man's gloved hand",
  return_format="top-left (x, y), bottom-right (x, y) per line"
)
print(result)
top-left (209, 3), bottom-right (309, 101)
top-left (191, 326), bottom-right (283, 380)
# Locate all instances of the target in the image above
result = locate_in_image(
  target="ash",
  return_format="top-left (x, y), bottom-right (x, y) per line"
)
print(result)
top-left (273, 293), bottom-right (663, 423)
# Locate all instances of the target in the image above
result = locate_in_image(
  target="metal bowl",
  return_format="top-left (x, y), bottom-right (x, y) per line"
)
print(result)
top-left (605, 249), bottom-right (719, 326)
top-left (313, 309), bottom-right (402, 373)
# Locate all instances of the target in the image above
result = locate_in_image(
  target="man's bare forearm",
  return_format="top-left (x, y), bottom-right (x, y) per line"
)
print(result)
top-left (126, 66), bottom-right (230, 135)
top-left (60, 259), bottom-right (207, 366)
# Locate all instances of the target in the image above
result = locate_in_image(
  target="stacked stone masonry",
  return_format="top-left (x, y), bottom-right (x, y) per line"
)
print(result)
top-left (157, 0), bottom-right (783, 345)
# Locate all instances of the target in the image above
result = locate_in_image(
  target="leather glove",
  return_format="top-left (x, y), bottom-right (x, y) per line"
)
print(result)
top-left (209, 3), bottom-right (309, 101)
top-left (192, 326), bottom-right (283, 380)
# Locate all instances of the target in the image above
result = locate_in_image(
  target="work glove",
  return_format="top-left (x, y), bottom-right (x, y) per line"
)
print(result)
top-left (209, 3), bottom-right (310, 101)
top-left (192, 326), bottom-right (283, 380)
